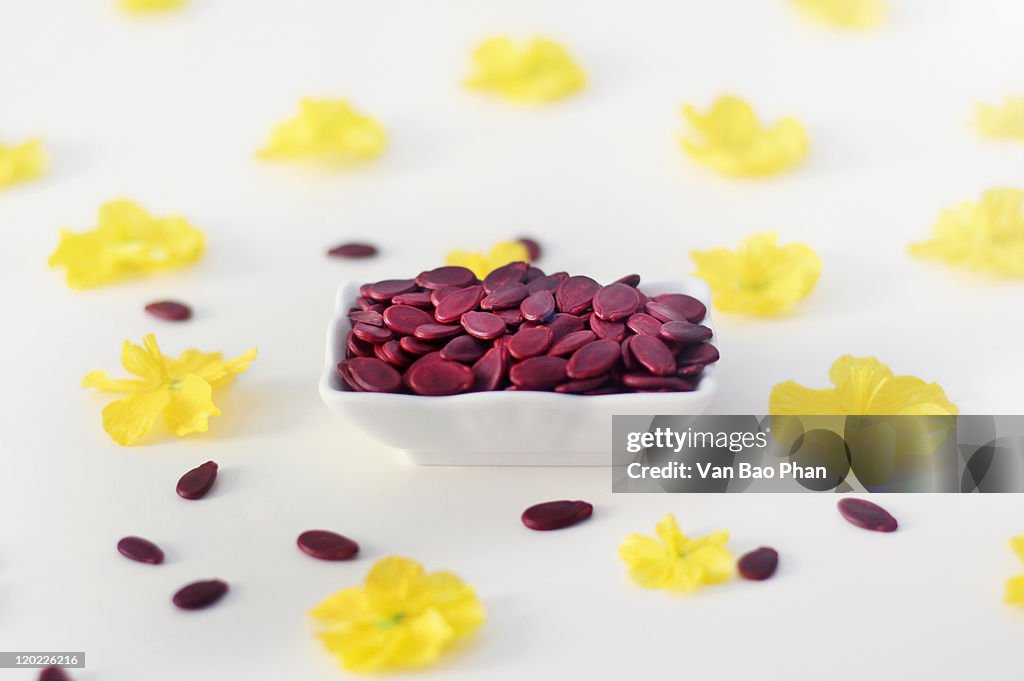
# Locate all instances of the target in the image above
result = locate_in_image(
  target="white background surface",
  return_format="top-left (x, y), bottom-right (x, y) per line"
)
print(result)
top-left (1, 1), bottom-right (1023, 679)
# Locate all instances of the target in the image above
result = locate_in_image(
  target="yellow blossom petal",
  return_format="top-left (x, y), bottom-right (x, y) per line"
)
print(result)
top-left (680, 96), bottom-right (809, 177)
top-left (311, 556), bottom-right (484, 672)
top-left (81, 371), bottom-right (157, 393)
top-left (257, 99), bottom-right (386, 164)
top-left (0, 138), bottom-right (46, 189)
top-left (1011, 534), bottom-right (1024, 562)
top-left (465, 36), bottom-right (586, 104)
top-left (909, 188), bottom-right (1024, 278)
top-left (445, 240), bottom-right (532, 279)
top-left (163, 374), bottom-right (220, 437)
top-left (101, 390), bottom-right (171, 446)
top-left (619, 513), bottom-right (734, 593)
top-left (974, 96), bottom-right (1024, 142)
top-left (166, 347), bottom-right (258, 386)
top-left (120, 0), bottom-right (185, 12)
top-left (691, 232), bottom-right (820, 315)
top-left (790, 0), bottom-right (886, 29)
top-left (1005, 575), bottom-right (1024, 606)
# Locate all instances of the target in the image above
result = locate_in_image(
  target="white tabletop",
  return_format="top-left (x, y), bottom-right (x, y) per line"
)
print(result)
top-left (1, 1), bottom-right (1022, 679)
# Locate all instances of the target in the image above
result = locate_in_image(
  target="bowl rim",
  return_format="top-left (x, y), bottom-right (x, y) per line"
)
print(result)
top-left (319, 277), bottom-right (717, 402)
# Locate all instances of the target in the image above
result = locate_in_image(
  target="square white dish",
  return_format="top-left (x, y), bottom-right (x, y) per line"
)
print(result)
top-left (319, 278), bottom-right (718, 465)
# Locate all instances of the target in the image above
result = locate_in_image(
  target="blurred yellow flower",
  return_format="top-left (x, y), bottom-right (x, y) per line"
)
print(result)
top-left (258, 99), bottom-right (386, 164)
top-left (0, 138), bottom-right (46, 189)
top-left (691, 232), bottom-right (820, 315)
top-left (119, 0), bottom-right (185, 13)
top-left (311, 556), bottom-right (484, 672)
top-left (49, 199), bottom-right (205, 290)
top-left (974, 96), bottom-right (1024, 142)
top-left (619, 514), bottom-right (733, 593)
top-left (790, 0), bottom-right (886, 29)
top-left (909, 188), bottom-right (1024, 278)
top-left (680, 96), bottom-right (809, 177)
top-left (446, 240), bottom-right (531, 279)
top-left (465, 36), bottom-right (586, 104)
top-left (83, 334), bottom-right (256, 446)
top-left (1006, 535), bottom-right (1024, 605)
top-left (770, 355), bottom-right (958, 416)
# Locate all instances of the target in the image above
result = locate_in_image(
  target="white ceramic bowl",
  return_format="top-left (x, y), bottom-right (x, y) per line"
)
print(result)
top-left (319, 278), bottom-right (718, 465)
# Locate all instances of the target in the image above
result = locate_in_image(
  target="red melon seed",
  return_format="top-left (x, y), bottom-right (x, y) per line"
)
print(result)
top-left (145, 300), bottom-right (192, 321)
top-left (328, 242), bottom-right (378, 258)
top-left (738, 547), bottom-right (779, 581)
top-left (346, 357), bottom-right (404, 393)
top-left (39, 668), bottom-right (73, 681)
top-left (297, 530), bottom-right (360, 561)
top-left (518, 237), bottom-right (542, 261)
top-left (117, 536), bottom-right (165, 565)
top-left (521, 500), bottom-right (593, 530)
top-left (176, 461), bottom-right (218, 500)
top-left (405, 359), bottom-right (474, 396)
top-left (837, 498), bottom-right (898, 532)
top-left (172, 579), bottom-right (229, 610)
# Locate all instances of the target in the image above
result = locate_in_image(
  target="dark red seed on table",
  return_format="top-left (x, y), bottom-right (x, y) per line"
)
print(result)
top-left (626, 313), bottom-right (662, 336)
top-left (365, 279), bottom-right (417, 302)
top-left (461, 311), bottom-right (506, 340)
top-left (328, 242), bottom-right (377, 258)
top-left (509, 355), bottom-right (568, 389)
top-left (399, 335), bottom-right (437, 355)
top-left (441, 335), bottom-right (489, 363)
top-left (39, 667), bottom-right (72, 681)
top-left (414, 323), bottom-right (463, 341)
top-left (545, 313), bottom-right (585, 342)
top-left (348, 309), bottom-right (384, 326)
top-left (652, 293), bottom-right (706, 322)
top-left (521, 500), bottom-right (593, 531)
top-left (526, 272), bottom-right (568, 294)
top-left (145, 300), bottom-right (192, 322)
top-left (524, 265), bottom-right (545, 283)
top-left (416, 266), bottom-right (476, 289)
top-left (621, 374), bottom-right (693, 391)
top-left (494, 308), bottom-right (524, 326)
top-left (590, 317), bottom-right (626, 342)
top-left (176, 461), bottom-right (218, 500)
top-left (518, 237), bottom-right (542, 261)
top-left (391, 291), bottom-right (433, 308)
top-left (405, 359), bottom-right (474, 396)
top-left (630, 335), bottom-right (677, 376)
top-left (593, 283), bottom-right (641, 321)
top-left (837, 498), bottom-right (898, 532)
top-left (434, 285), bottom-right (484, 323)
top-left (117, 536), bottom-right (165, 565)
top-left (472, 346), bottom-right (508, 391)
top-left (382, 304), bottom-right (434, 336)
top-left (352, 322), bottom-right (393, 344)
top-left (347, 334), bottom-right (374, 358)
top-left (481, 282), bottom-right (529, 310)
top-left (297, 530), bottom-right (359, 561)
top-left (660, 320), bottom-right (713, 343)
top-left (483, 261), bottom-right (529, 292)
top-left (738, 547), bottom-right (779, 581)
top-left (566, 339), bottom-right (620, 379)
top-left (345, 357), bottom-right (404, 393)
top-left (612, 274), bottom-right (641, 287)
top-left (555, 374), bottom-right (610, 393)
top-left (548, 329), bottom-right (596, 356)
top-left (677, 343), bottom-right (720, 366)
top-left (508, 326), bottom-right (553, 360)
top-left (555, 275), bottom-right (600, 314)
top-left (173, 579), bottom-right (229, 610)
top-left (375, 340), bottom-right (413, 368)
top-left (431, 286), bottom-right (459, 307)
top-left (521, 290), bottom-right (555, 322)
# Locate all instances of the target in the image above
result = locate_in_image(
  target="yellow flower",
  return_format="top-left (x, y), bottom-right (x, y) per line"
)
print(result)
top-left (83, 334), bottom-right (256, 446)
top-left (0, 138), bottom-right (46, 189)
top-left (257, 99), bottom-right (386, 164)
top-left (446, 240), bottom-right (531, 279)
top-left (310, 556), bottom-right (484, 673)
top-left (49, 199), bottom-right (205, 290)
top-left (974, 96), bottom-right (1024, 142)
top-left (691, 232), bottom-right (820, 315)
top-left (119, 0), bottom-right (185, 13)
top-left (680, 96), bottom-right (810, 178)
top-left (465, 36), bottom-right (586, 104)
top-left (619, 514), bottom-right (733, 593)
top-left (1006, 535), bottom-right (1024, 605)
top-left (790, 0), bottom-right (886, 29)
top-left (909, 188), bottom-right (1024, 278)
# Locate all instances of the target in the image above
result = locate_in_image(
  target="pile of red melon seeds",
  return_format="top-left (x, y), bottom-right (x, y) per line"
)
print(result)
top-left (338, 262), bottom-right (719, 395)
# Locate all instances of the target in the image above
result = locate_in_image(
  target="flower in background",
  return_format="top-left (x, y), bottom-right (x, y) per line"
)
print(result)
top-left (974, 96), bottom-right (1024, 142)
top-left (679, 96), bottom-right (809, 177)
top-left (909, 188), bottom-right (1024, 278)
top-left (1005, 535), bottom-right (1024, 605)
top-left (620, 514), bottom-right (733, 593)
top-left (691, 232), bottom-right (820, 315)
top-left (257, 99), bottom-right (386, 164)
top-left (311, 556), bottom-right (484, 672)
top-left (0, 138), bottom-right (46, 189)
top-left (119, 0), bottom-right (186, 13)
top-left (465, 36), bottom-right (586, 104)
top-left (446, 240), bottom-right (532, 279)
top-left (83, 334), bottom-right (256, 446)
top-left (790, 0), bottom-right (886, 29)
top-left (49, 199), bottom-right (205, 289)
